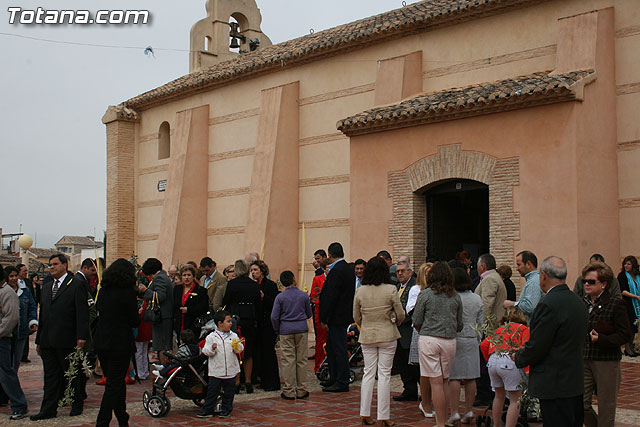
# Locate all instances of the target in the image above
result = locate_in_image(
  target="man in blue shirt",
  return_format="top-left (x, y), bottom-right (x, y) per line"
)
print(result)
top-left (504, 250), bottom-right (542, 321)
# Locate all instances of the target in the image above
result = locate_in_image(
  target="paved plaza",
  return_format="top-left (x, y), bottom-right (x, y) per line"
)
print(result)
top-left (2, 337), bottom-right (639, 426)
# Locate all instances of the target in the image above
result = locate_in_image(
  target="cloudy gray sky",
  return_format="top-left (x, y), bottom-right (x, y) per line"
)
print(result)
top-left (0, 0), bottom-right (416, 249)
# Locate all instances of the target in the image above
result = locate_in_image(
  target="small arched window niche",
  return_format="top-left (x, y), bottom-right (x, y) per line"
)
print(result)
top-left (158, 121), bottom-right (170, 160)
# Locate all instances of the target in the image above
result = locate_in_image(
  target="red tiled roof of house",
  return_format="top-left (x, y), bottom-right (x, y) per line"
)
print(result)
top-left (336, 70), bottom-right (596, 136)
top-left (122, 0), bottom-right (548, 110)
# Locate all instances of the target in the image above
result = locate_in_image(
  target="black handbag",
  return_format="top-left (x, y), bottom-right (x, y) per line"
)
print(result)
top-left (143, 291), bottom-right (162, 323)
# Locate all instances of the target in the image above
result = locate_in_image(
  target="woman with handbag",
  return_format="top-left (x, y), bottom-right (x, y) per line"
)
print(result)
top-left (222, 260), bottom-right (261, 394)
top-left (353, 256), bottom-right (405, 426)
top-left (173, 264), bottom-right (209, 338)
top-left (138, 258), bottom-right (174, 364)
top-left (93, 258), bottom-right (140, 427)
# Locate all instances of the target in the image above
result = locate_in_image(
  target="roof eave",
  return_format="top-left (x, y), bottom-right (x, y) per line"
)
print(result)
top-left (121, 0), bottom-right (552, 111)
top-left (338, 90), bottom-right (580, 137)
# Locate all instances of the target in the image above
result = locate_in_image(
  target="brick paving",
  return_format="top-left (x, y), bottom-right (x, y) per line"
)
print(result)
top-left (2, 337), bottom-right (639, 426)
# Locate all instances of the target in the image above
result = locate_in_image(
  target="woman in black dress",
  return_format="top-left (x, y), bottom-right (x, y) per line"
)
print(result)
top-left (173, 264), bottom-right (209, 338)
top-left (93, 258), bottom-right (140, 427)
top-left (222, 260), bottom-right (261, 393)
top-left (617, 255), bottom-right (640, 356)
top-left (250, 260), bottom-right (281, 391)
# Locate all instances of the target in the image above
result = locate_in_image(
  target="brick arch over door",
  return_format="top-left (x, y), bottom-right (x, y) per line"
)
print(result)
top-left (388, 144), bottom-right (520, 268)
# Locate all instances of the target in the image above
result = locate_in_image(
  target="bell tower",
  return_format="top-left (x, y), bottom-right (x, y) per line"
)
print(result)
top-left (189, 0), bottom-right (272, 73)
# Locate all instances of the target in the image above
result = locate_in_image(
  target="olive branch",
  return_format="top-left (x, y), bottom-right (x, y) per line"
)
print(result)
top-left (58, 347), bottom-right (91, 407)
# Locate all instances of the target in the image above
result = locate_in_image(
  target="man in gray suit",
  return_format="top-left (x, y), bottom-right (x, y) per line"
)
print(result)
top-left (474, 254), bottom-right (507, 329)
top-left (200, 257), bottom-right (227, 311)
top-left (515, 256), bottom-right (588, 426)
top-left (138, 258), bottom-right (174, 364)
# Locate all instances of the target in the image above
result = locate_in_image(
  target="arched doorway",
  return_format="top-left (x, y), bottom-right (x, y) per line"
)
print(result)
top-left (424, 179), bottom-right (489, 262)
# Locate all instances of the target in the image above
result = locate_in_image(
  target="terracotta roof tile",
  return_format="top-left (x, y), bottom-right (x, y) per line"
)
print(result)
top-left (336, 70), bottom-right (596, 136)
top-left (25, 248), bottom-right (59, 258)
top-left (122, 0), bottom-right (548, 110)
top-left (55, 236), bottom-right (101, 246)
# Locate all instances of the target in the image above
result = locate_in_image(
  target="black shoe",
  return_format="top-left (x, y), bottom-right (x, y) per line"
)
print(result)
top-left (307, 355), bottom-right (315, 360)
top-left (197, 411), bottom-right (214, 418)
top-left (70, 406), bottom-right (83, 416)
top-left (263, 385), bottom-right (281, 392)
top-left (219, 411), bottom-right (230, 417)
top-left (393, 393), bottom-right (419, 402)
top-left (280, 393), bottom-right (296, 400)
top-left (30, 413), bottom-right (56, 421)
top-left (322, 384), bottom-right (349, 393)
top-left (245, 383), bottom-right (254, 394)
top-left (235, 384), bottom-right (241, 394)
top-left (624, 350), bottom-right (639, 357)
top-left (297, 391), bottom-right (310, 400)
top-left (319, 380), bottom-right (334, 388)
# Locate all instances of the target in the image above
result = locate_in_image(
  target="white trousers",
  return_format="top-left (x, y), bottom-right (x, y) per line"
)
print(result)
top-left (360, 340), bottom-right (397, 420)
top-left (135, 341), bottom-right (150, 379)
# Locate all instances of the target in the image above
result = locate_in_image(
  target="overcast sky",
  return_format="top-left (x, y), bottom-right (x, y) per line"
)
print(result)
top-left (0, 0), bottom-right (416, 249)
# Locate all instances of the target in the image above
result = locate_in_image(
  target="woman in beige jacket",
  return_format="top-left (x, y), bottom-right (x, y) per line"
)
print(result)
top-left (354, 256), bottom-right (405, 426)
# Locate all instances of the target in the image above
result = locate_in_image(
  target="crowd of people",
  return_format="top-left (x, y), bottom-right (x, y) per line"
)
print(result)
top-left (0, 245), bottom-right (638, 426)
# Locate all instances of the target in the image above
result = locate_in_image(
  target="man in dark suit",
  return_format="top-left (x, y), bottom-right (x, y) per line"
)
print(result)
top-left (314, 249), bottom-right (327, 276)
top-left (31, 254), bottom-right (90, 421)
top-left (514, 256), bottom-right (588, 427)
top-left (393, 258), bottom-right (420, 401)
top-left (319, 242), bottom-right (355, 392)
top-left (75, 258), bottom-right (97, 300)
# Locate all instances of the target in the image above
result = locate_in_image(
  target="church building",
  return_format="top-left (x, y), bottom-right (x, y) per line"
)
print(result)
top-left (104, 0), bottom-right (640, 284)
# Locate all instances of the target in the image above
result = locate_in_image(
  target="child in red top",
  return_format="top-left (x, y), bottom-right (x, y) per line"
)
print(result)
top-left (480, 307), bottom-right (530, 427)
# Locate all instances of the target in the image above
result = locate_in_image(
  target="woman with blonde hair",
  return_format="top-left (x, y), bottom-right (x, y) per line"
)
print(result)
top-left (406, 262), bottom-right (434, 418)
top-left (354, 256), bottom-right (404, 426)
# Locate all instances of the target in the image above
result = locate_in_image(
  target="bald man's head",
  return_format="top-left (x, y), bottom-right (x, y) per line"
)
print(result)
top-left (539, 256), bottom-right (567, 292)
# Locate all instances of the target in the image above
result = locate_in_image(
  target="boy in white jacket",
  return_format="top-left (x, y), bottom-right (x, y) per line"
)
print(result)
top-left (198, 310), bottom-right (244, 418)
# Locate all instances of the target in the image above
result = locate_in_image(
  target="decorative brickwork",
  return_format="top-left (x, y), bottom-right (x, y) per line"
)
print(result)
top-left (388, 171), bottom-right (427, 267)
top-left (389, 145), bottom-right (519, 268)
top-left (105, 120), bottom-right (137, 263)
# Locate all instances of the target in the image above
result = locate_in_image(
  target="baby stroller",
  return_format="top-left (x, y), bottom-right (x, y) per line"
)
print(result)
top-left (142, 351), bottom-right (209, 417)
top-left (316, 323), bottom-right (363, 384)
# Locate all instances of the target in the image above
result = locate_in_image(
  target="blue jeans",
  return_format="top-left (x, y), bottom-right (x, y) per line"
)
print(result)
top-left (13, 337), bottom-right (26, 372)
top-left (202, 376), bottom-right (236, 414)
top-left (0, 337), bottom-right (27, 414)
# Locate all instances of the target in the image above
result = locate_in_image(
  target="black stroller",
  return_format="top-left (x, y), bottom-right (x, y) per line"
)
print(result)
top-left (316, 323), bottom-right (363, 384)
top-left (142, 351), bottom-right (209, 417)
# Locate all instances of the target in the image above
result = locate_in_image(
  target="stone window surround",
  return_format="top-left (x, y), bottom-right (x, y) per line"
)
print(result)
top-left (388, 144), bottom-right (520, 268)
